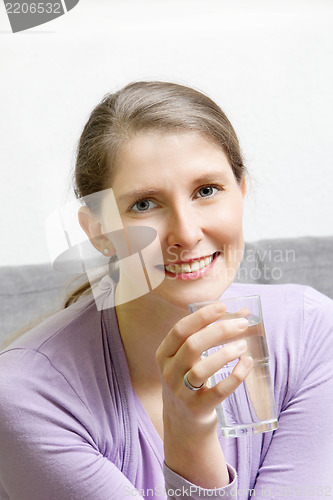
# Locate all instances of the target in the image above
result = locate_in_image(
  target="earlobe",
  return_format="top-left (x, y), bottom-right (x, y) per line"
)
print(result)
top-left (78, 206), bottom-right (115, 255)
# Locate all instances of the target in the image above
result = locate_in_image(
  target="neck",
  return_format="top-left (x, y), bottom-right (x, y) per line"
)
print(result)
top-left (115, 290), bottom-right (187, 386)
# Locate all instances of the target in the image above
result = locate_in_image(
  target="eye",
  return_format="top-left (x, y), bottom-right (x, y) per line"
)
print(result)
top-left (195, 185), bottom-right (220, 198)
top-left (131, 199), bottom-right (158, 212)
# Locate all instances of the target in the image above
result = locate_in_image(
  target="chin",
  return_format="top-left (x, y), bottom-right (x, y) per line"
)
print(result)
top-left (153, 277), bottom-right (233, 312)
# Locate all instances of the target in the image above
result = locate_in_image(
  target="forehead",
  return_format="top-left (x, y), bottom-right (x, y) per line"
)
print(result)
top-left (111, 131), bottom-right (234, 189)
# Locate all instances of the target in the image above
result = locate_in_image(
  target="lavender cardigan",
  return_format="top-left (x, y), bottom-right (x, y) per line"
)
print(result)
top-left (0, 279), bottom-right (332, 499)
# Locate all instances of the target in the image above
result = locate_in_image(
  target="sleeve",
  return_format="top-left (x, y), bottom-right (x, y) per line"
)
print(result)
top-left (163, 463), bottom-right (238, 499)
top-left (0, 348), bottom-right (237, 500)
top-left (252, 288), bottom-right (333, 499)
top-left (0, 348), bottom-right (143, 500)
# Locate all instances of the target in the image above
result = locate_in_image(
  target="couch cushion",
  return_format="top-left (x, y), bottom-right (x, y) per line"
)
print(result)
top-left (236, 236), bottom-right (333, 300)
top-left (1, 236), bottom-right (332, 345)
top-left (0, 265), bottom-right (79, 344)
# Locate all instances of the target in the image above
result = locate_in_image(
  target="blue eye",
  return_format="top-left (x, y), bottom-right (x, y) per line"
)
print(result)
top-left (131, 199), bottom-right (158, 212)
top-left (196, 186), bottom-right (219, 198)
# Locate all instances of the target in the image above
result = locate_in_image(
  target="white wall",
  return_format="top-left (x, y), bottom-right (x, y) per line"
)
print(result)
top-left (1, 0), bottom-right (332, 266)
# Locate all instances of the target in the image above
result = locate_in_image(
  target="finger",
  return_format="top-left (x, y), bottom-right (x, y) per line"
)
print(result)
top-left (185, 339), bottom-right (248, 389)
top-left (157, 302), bottom-right (226, 359)
top-left (165, 331), bottom-right (248, 393)
top-left (175, 316), bottom-right (249, 369)
top-left (223, 307), bottom-right (251, 320)
top-left (200, 356), bottom-right (254, 412)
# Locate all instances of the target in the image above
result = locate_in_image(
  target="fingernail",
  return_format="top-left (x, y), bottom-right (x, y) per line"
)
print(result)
top-left (234, 339), bottom-right (247, 352)
top-left (243, 356), bottom-right (253, 368)
top-left (236, 318), bottom-right (248, 330)
top-left (215, 302), bottom-right (226, 312)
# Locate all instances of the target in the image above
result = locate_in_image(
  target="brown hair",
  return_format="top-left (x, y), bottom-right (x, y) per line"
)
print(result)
top-left (66, 80), bottom-right (246, 306)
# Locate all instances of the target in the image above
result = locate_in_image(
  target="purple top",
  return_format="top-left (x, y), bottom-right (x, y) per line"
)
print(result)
top-left (0, 280), bottom-right (333, 499)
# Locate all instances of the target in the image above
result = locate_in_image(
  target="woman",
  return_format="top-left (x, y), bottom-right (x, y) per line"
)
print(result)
top-left (0, 81), bottom-right (332, 499)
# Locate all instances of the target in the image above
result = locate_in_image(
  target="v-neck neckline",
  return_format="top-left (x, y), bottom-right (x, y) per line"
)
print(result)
top-left (101, 279), bottom-right (165, 468)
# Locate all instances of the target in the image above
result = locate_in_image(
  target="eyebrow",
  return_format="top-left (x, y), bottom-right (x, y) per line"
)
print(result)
top-left (117, 188), bottom-right (164, 203)
top-left (192, 171), bottom-right (230, 184)
top-left (116, 170), bottom-right (229, 203)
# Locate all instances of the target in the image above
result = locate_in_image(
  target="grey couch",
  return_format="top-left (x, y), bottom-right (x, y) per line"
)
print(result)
top-left (1, 236), bottom-right (333, 347)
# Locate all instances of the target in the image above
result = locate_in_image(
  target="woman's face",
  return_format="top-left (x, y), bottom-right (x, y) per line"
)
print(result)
top-left (104, 131), bottom-right (246, 309)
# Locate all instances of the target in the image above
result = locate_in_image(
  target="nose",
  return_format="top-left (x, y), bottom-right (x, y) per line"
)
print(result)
top-left (166, 205), bottom-right (203, 250)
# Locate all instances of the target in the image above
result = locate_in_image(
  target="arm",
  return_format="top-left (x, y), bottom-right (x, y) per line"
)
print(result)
top-left (0, 349), bottom-right (147, 500)
top-left (0, 345), bottom-right (238, 500)
top-left (156, 302), bottom-right (253, 494)
top-left (252, 288), bottom-right (333, 498)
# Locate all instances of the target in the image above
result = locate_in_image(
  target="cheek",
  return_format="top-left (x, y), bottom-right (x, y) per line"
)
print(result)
top-left (213, 201), bottom-right (244, 242)
top-left (130, 214), bottom-right (169, 243)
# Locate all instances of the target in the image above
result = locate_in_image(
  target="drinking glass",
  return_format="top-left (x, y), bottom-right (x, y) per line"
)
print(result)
top-left (189, 295), bottom-right (278, 437)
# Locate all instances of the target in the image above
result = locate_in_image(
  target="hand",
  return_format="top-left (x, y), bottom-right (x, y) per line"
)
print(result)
top-left (156, 301), bottom-right (253, 488)
top-left (155, 301), bottom-right (253, 434)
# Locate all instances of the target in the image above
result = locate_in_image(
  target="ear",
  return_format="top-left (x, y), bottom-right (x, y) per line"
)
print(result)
top-left (240, 176), bottom-right (246, 198)
top-left (78, 206), bottom-right (116, 256)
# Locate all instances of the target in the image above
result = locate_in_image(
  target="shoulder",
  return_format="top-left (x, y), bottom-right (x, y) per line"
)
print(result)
top-left (1, 273), bottom-right (118, 356)
top-left (225, 281), bottom-right (333, 364)
top-left (225, 282), bottom-right (333, 322)
top-left (0, 282), bottom-right (125, 453)
top-left (0, 279), bottom-right (121, 414)
top-left (0, 295), bottom-right (100, 408)
top-left (0, 293), bottom-right (99, 358)
top-left (227, 282), bottom-right (333, 401)
top-left (226, 282), bottom-right (333, 346)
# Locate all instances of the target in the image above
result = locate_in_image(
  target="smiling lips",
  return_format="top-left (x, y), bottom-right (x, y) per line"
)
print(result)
top-left (163, 252), bottom-right (219, 280)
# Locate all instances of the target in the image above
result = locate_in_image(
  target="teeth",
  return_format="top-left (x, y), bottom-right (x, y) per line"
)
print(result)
top-left (165, 254), bottom-right (215, 274)
top-left (191, 261), bottom-right (200, 272)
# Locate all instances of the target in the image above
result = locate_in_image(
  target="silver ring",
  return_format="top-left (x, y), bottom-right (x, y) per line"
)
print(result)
top-left (184, 370), bottom-right (204, 391)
